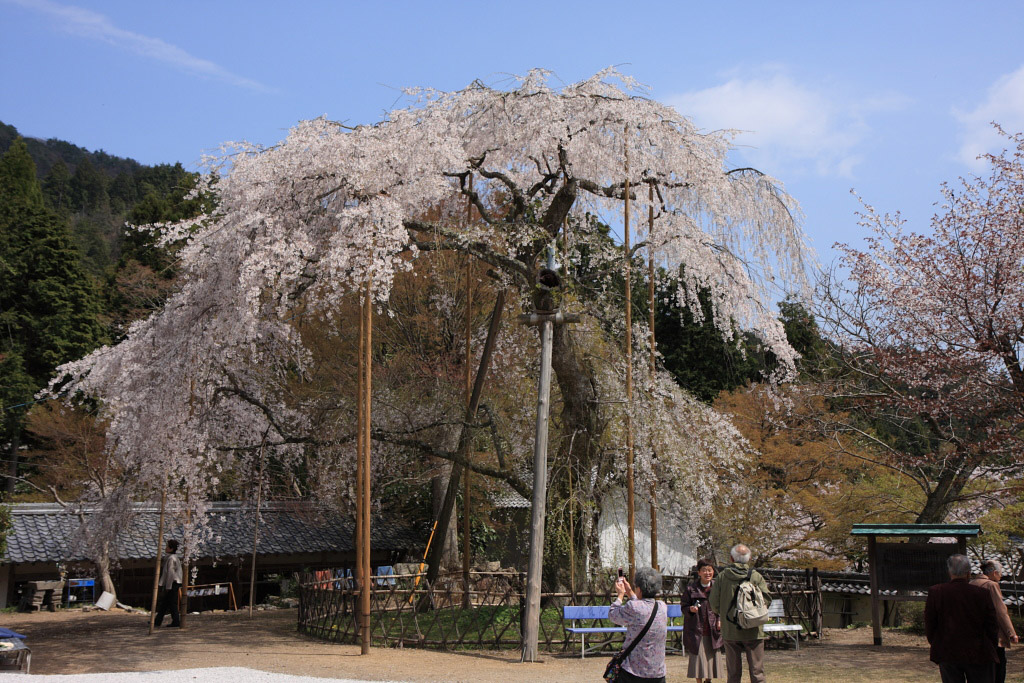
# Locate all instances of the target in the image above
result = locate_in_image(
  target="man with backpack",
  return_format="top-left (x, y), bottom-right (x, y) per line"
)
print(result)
top-left (708, 544), bottom-right (772, 683)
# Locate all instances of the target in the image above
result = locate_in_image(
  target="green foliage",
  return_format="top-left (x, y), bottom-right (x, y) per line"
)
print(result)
top-left (778, 297), bottom-right (828, 375)
top-left (0, 504), bottom-right (10, 556)
top-left (897, 601), bottom-right (926, 634)
top-left (0, 138), bottom-right (109, 489)
top-left (655, 283), bottom-right (768, 402)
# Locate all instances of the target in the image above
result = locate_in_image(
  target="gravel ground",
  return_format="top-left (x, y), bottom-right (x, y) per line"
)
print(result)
top-left (0, 607), bottom-right (1020, 682)
top-left (0, 667), bottom-right (399, 682)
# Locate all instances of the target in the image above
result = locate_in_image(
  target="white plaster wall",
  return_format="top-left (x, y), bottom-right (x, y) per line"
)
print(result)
top-left (597, 487), bottom-right (696, 575)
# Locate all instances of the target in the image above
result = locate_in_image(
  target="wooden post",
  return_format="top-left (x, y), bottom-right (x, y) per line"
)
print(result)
top-left (180, 498), bottom-right (192, 629)
top-left (463, 250), bottom-right (473, 608)
top-left (568, 465), bottom-right (575, 604)
top-left (647, 182), bottom-right (658, 571)
top-left (867, 536), bottom-right (882, 646)
top-left (148, 480), bottom-right (167, 635)
top-left (248, 436), bottom-right (266, 618)
top-left (360, 282), bottom-right (373, 654)
top-left (624, 134), bottom-right (635, 582)
top-left (423, 291), bottom-right (506, 589)
top-left (355, 282), bottom-right (365, 645)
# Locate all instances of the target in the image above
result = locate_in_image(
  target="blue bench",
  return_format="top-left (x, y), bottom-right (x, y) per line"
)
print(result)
top-left (563, 604), bottom-right (685, 658)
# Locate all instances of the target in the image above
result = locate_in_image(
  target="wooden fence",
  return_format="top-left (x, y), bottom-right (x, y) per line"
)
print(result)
top-left (297, 569), bottom-right (822, 651)
top-left (759, 568), bottom-right (824, 638)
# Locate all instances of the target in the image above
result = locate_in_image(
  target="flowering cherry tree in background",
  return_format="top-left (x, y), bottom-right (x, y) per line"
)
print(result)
top-left (51, 70), bottom-right (810, 566)
top-left (819, 127), bottom-right (1024, 523)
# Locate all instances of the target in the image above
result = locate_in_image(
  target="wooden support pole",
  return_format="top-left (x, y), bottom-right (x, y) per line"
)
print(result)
top-left (355, 289), bottom-right (365, 644)
top-left (624, 134), bottom-right (635, 582)
top-left (868, 536), bottom-right (882, 646)
top-left (423, 291), bottom-right (506, 588)
top-left (248, 436), bottom-right (266, 618)
top-left (180, 497), bottom-right (192, 629)
top-left (463, 249), bottom-right (473, 608)
top-left (647, 182), bottom-right (658, 572)
top-left (148, 480), bottom-right (167, 635)
top-left (568, 465), bottom-right (575, 603)
top-left (360, 282), bottom-right (373, 654)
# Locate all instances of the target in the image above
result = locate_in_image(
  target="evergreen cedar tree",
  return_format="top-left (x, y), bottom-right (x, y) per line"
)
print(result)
top-left (0, 139), bottom-right (106, 435)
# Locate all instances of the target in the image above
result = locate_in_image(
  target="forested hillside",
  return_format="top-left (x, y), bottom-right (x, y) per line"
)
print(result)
top-left (0, 123), bottom-right (204, 498)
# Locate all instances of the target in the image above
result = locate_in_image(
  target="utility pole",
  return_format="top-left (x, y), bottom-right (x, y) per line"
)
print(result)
top-left (624, 135), bottom-right (636, 582)
top-left (520, 251), bottom-right (579, 663)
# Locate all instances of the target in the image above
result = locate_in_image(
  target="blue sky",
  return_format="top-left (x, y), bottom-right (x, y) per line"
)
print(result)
top-left (3, 0), bottom-right (1024, 265)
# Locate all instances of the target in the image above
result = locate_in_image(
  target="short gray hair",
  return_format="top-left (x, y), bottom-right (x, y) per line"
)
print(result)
top-left (634, 567), bottom-right (662, 598)
top-left (730, 544), bottom-right (752, 564)
top-left (980, 559), bottom-right (1003, 576)
top-left (947, 554), bottom-right (971, 578)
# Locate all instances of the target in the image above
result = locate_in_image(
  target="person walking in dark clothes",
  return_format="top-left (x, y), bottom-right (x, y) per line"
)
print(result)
top-left (925, 554), bottom-right (999, 683)
top-left (971, 560), bottom-right (1019, 683)
top-left (154, 539), bottom-right (182, 628)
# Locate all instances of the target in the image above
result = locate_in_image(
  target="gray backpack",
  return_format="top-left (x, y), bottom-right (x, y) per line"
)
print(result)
top-left (727, 568), bottom-right (771, 629)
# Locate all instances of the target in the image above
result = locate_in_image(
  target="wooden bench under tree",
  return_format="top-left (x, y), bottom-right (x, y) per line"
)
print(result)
top-left (762, 599), bottom-right (804, 649)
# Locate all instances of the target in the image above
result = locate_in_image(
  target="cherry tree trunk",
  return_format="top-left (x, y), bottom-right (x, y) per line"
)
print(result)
top-left (549, 322), bottom-right (609, 578)
top-left (96, 540), bottom-right (116, 602)
top-left (431, 462), bottom-right (459, 569)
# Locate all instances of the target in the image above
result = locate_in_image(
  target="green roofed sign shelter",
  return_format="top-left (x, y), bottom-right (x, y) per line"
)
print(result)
top-left (850, 523), bottom-right (981, 646)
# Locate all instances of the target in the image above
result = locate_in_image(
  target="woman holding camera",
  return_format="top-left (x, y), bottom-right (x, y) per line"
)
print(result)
top-left (681, 558), bottom-right (723, 682)
top-left (609, 567), bottom-right (668, 683)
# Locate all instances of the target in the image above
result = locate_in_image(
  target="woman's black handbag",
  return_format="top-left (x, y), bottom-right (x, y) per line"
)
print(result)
top-left (603, 601), bottom-right (659, 682)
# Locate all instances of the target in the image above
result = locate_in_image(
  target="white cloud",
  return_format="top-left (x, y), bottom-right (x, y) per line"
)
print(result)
top-left (669, 69), bottom-right (905, 178)
top-left (6, 0), bottom-right (273, 92)
top-left (954, 65), bottom-right (1024, 169)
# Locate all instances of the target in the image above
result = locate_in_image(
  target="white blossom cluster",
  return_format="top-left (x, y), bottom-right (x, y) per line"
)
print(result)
top-left (49, 69), bottom-right (809, 556)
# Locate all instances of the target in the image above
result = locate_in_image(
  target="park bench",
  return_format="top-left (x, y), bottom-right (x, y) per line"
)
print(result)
top-left (762, 599), bottom-right (803, 649)
top-left (563, 603), bottom-right (684, 658)
top-left (0, 628), bottom-right (30, 673)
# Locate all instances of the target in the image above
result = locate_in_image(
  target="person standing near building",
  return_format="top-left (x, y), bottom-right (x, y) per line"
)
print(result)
top-left (708, 544), bottom-right (771, 683)
top-left (154, 539), bottom-right (182, 628)
top-left (971, 560), bottom-right (1019, 683)
top-left (925, 554), bottom-right (998, 683)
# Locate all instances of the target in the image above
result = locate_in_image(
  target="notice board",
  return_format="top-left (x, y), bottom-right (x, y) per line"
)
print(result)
top-left (875, 542), bottom-right (956, 591)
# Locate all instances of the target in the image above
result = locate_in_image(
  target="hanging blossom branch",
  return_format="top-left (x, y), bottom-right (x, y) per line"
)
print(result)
top-left (47, 67), bottom-right (811, 549)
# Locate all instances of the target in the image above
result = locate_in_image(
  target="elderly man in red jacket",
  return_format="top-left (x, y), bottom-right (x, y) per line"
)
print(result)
top-left (925, 554), bottom-right (999, 683)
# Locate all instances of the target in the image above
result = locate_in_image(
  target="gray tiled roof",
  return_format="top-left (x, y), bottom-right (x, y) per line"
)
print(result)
top-left (2, 502), bottom-right (421, 564)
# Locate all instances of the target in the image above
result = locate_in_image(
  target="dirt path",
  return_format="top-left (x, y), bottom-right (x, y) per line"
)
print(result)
top-left (1, 608), bottom-right (1021, 682)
